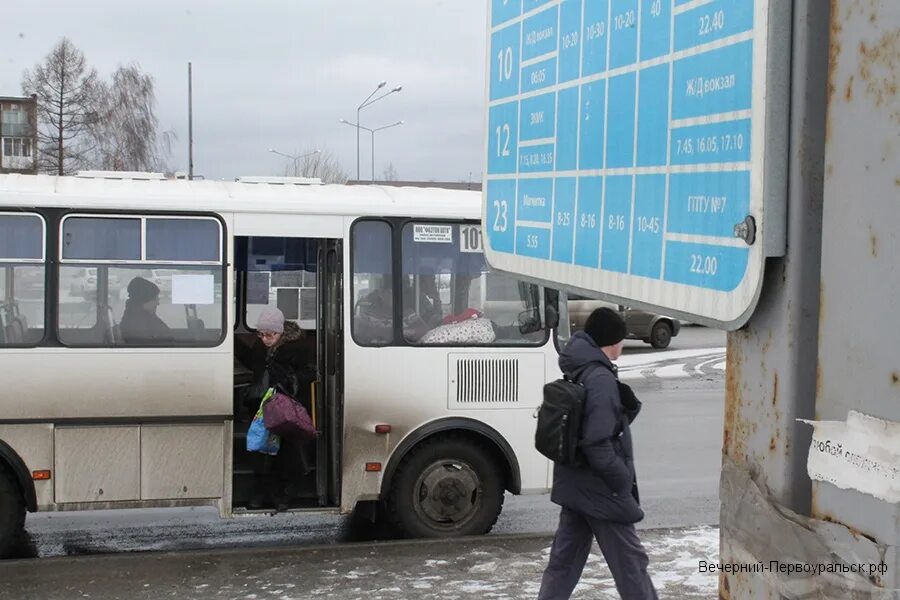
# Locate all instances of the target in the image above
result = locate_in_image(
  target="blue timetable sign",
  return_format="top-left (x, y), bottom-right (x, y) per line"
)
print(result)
top-left (484, 0), bottom-right (789, 327)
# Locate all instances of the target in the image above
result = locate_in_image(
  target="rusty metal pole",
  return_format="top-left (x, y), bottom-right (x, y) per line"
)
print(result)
top-left (811, 0), bottom-right (900, 594)
top-left (722, 1), bottom-right (900, 597)
top-left (718, 0), bottom-right (829, 597)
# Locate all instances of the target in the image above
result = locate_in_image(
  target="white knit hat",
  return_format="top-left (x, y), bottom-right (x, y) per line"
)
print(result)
top-left (256, 308), bottom-right (285, 333)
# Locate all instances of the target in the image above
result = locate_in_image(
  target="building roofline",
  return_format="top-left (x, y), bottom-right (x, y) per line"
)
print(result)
top-left (0, 95), bottom-right (37, 102)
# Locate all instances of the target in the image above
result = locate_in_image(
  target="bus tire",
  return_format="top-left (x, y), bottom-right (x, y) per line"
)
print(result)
top-left (386, 434), bottom-right (504, 538)
top-left (0, 464), bottom-right (26, 559)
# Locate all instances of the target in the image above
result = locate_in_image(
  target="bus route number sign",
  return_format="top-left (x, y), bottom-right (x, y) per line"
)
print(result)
top-left (460, 225), bottom-right (485, 254)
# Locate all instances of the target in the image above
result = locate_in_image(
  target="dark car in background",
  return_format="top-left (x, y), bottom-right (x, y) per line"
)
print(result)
top-left (567, 295), bottom-right (681, 349)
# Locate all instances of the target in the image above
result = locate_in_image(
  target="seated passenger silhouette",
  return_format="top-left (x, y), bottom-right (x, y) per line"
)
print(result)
top-left (121, 277), bottom-right (171, 344)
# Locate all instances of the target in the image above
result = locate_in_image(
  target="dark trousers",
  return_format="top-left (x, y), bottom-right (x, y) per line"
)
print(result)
top-left (257, 435), bottom-right (314, 499)
top-left (538, 507), bottom-right (658, 600)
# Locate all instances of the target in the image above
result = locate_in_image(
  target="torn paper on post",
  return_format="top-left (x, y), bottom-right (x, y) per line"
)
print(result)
top-left (798, 411), bottom-right (900, 504)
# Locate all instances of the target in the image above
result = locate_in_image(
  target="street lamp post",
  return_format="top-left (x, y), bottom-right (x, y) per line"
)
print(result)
top-left (340, 120), bottom-right (404, 183)
top-left (354, 81), bottom-right (402, 181)
top-left (268, 148), bottom-right (321, 177)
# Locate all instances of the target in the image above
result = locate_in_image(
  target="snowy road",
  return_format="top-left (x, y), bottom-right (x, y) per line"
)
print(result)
top-left (0, 527), bottom-right (721, 599)
top-left (617, 347), bottom-right (726, 382)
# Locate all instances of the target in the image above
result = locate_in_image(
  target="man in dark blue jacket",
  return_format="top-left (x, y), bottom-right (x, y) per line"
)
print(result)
top-left (539, 307), bottom-right (658, 599)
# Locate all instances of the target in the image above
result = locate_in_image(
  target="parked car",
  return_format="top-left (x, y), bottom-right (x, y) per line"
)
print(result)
top-left (567, 295), bottom-right (680, 349)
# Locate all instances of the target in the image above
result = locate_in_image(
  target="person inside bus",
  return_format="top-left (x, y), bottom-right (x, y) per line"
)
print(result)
top-left (355, 275), bottom-right (443, 343)
top-left (237, 307), bottom-right (315, 510)
top-left (416, 271), bottom-right (444, 326)
top-left (401, 273), bottom-right (444, 342)
top-left (120, 277), bottom-right (171, 344)
top-left (354, 282), bottom-right (394, 344)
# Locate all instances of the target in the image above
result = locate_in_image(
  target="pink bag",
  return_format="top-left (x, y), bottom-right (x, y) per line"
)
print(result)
top-left (262, 390), bottom-right (317, 442)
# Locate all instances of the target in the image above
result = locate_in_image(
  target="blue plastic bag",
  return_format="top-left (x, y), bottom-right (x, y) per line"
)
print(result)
top-left (246, 390), bottom-right (280, 455)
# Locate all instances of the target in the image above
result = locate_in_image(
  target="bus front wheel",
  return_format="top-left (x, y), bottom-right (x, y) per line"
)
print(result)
top-left (0, 464), bottom-right (25, 558)
top-left (386, 435), bottom-right (504, 538)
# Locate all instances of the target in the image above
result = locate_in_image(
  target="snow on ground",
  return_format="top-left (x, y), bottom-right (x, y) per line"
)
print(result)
top-left (227, 527), bottom-right (720, 599)
top-left (288, 526), bottom-right (721, 599)
top-left (3, 525), bottom-right (722, 599)
top-left (616, 347), bottom-right (727, 370)
top-left (614, 347), bottom-right (727, 382)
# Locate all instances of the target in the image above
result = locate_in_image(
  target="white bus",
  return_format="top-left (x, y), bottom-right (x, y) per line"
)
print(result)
top-left (0, 173), bottom-right (562, 556)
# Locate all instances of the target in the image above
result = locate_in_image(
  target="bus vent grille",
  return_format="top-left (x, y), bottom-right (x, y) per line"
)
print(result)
top-left (455, 358), bottom-right (519, 404)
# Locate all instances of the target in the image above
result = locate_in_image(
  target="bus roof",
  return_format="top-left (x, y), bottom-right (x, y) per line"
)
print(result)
top-left (0, 174), bottom-right (482, 220)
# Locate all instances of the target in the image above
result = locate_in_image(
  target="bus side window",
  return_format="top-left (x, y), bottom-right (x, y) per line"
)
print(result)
top-left (351, 220), bottom-right (394, 346)
top-left (0, 212), bottom-right (45, 347)
top-left (58, 215), bottom-right (224, 347)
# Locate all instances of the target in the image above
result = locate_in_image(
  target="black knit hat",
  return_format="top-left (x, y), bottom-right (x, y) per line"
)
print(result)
top-left (583, 307), bottom-right (627, 347)
top-left (127, 277), bottom-right (160, 303)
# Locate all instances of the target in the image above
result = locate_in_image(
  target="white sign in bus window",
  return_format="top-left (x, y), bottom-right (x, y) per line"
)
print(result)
top-left (172, 274), bottom-right (215, 305)
top-left (482, 0), bottom-right (789, 328)
top-left (413, 224), bottom-right (453, 243)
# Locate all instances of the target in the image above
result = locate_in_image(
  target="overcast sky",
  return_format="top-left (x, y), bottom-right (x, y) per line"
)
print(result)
top-left (0, 1), bottom-right (489, 182)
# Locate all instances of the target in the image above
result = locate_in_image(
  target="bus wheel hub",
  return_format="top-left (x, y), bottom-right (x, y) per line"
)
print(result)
top-left (415, 460), bottom-right (481, 524)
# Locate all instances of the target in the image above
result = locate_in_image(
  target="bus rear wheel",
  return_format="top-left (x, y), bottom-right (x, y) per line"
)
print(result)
top-left (0, 464), bottom-right (25, 559)
top-left (387, 435), bottom-right (504, 538)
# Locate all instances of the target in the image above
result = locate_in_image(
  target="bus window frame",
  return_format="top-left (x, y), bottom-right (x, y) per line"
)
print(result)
top-left (0, 211), bottom-right (47, 348)
top-left (55, 210), bottom-right (229, 349)
top-left (349, 218), bottom-right (396, 348)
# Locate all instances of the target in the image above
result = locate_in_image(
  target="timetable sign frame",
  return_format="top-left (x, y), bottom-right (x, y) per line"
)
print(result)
top-left (481, 0), bottom-right (790, 328)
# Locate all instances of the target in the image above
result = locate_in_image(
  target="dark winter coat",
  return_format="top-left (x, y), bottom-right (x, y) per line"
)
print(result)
top-left (550, 331), bottom-right (644, 524)
top-left (240, 321), bottom-right (313, 410)
top-left (120, 301), bottom-right (171, 344)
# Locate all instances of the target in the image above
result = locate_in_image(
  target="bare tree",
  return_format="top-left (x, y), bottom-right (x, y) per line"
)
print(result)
top-left (382, 162), bottom-right (399, 182)
top-left (279, 148), bottom-right (349, 184)
top-left (22, 38), bottom-right (100, 175)
top-left (90, 64), bottom-right (167, 171)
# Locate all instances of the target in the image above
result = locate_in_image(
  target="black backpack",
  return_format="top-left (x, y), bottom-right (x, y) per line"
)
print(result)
top-left (534, 364), bottom-right (605, 466)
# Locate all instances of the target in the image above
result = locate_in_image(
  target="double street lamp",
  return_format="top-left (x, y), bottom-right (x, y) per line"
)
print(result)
top-left (340, 119), bottom-right (404, 183)
top-left (354, 81), bottom-right (402, 181)
top-left (268, 148), bottom-right (321, 177)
